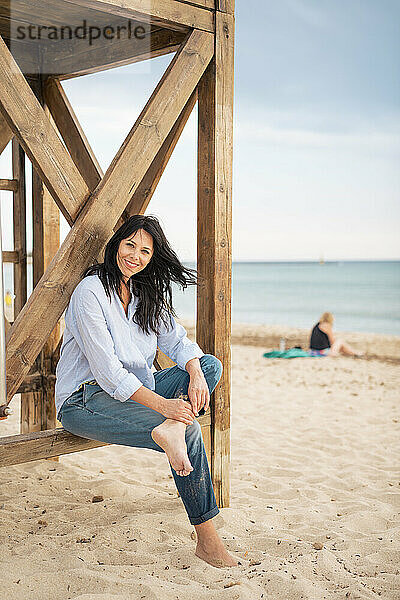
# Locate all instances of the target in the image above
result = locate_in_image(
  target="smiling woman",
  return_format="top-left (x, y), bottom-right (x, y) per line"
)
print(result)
top-left (54, 214), bottom-right (237, 568)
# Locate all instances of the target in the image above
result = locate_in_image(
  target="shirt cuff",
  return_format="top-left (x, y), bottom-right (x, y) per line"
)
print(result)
top-left (113, 373), bottom-right (143, 402)
top-left (176, 346), bottom-right (204, 372)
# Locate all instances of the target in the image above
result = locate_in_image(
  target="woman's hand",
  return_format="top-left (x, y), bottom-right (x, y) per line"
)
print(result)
top-left (160, 397), bottom-right (196, 425)
top-left (188, 371), bottom-right (210, 416)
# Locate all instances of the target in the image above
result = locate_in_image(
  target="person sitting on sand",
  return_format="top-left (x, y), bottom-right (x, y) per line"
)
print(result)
top-left (55, 214), bottom-right (237, 568)
top-left (309, 312), bottom-right (362, 357)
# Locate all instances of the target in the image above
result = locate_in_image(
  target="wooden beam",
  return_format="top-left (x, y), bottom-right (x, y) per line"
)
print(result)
top-left (5, 29), bottom-right (214, 402)
top-left (12, 139), bottom-right (27, 315)
top-left (197, 12), bottom-right (234, 508)
top-left (44, 78), bottom-right (103, 191)
top-left (0, 428), bottom-right (108, 467)
top-left (0, 410), bottom-right (211, 467)
top-left (0, 115), bottom-right (12, 155)
top-left (117, 89), bottom-right (197, 227)
top-left (22, 79), bottom-right (61, 435)
top-left (51, 28), bottom-right (185, 81)
top-left (0, 178), bottom-right (18, 191)
top-left (62, 0), bottom-right (214, 33)
top-left (0, 36), bottom-right (90, 225)
top-left (2, 250), bottom-right (19, 263)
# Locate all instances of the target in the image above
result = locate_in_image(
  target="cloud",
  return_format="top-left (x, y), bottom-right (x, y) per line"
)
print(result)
top-left (235, 119), bottom-right (400, 152)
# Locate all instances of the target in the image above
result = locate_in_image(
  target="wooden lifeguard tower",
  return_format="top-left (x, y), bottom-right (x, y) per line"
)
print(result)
top-left (0, 0), bottom-right (234, 507)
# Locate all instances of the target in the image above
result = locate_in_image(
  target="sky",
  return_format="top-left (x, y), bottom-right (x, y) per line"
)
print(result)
top-left (1, 0), bottom-right (399, 261)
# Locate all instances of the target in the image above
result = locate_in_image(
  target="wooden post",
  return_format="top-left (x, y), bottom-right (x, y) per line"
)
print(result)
top-left (20, 77), bottom-right (60, 435)
top-left (197, 10), bottom-right (234, 507)
top-left (12, 139), bottom-right (27, 317)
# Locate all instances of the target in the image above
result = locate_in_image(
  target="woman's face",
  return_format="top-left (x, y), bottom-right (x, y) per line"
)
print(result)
top-left (116, 228), bottom-right (154, 281)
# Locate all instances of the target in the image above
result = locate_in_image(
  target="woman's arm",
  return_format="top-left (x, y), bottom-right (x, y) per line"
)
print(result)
top-left (130, 386), bottom-right (195, 425)
top-left (185, 357), bottom-right (210, 415)
top-left (157, 315), bottom-right (207, 415)
top-left (319, 322), bottom-right (336, 346)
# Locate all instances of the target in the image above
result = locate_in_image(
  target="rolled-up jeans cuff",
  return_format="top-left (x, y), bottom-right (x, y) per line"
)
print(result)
top-left (189, 505), bottom-right (220, 526)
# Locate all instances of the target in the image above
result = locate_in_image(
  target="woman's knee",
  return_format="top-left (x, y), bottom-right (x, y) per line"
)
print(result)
top-left (200, 354), bottom-right (223, 382)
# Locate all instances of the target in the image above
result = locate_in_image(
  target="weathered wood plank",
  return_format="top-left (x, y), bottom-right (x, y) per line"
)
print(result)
top-left (117, 89), bottom-right (197, 227)
top-left (0, 410), bottom-right (211, 467)
top-left (22, 80), bottom-right (61, 435)
top-left (0, 428), bottom-right (108, 467)
top-left (5, 29), bottom-right (214, 402)
top-left (62, 0), bottom-right (214, 33)
top-left (197, 11), bottom-right (234, 508)
top-left (0, 178), bottom-right (18, 191)
top-left (2, 250), bottom-right (19, 263)
top-left (12, 139), bottom-right (27, 315)
top-left (0, 36), bottom-right (90, 224)
top-left (52, 28), bottom-right (185, 81)
top-left (44, 78), bottom-right (103, 191)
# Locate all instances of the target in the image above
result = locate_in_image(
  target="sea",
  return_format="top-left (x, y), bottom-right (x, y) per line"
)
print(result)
top-left (3, 260), bottom-right (400, 336)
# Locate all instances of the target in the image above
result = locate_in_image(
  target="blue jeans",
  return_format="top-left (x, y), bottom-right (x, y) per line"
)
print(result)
top-left (57, 354), bottom-right (222, 525)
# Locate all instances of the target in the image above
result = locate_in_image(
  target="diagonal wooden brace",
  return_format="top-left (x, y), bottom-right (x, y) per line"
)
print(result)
top-left (0, 36), bottom-right (90, 225)
top-left (5, 29), bottom-right (214, 402)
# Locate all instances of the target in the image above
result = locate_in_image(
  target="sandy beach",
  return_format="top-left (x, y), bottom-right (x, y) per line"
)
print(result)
top-left (1, 323), bottom-right (399, 599)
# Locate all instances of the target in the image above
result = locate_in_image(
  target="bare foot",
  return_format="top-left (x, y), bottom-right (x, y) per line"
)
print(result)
top-left (151, 419), bottom-right (193, 476)
top-left (195, 539), bottom-right (238, 568)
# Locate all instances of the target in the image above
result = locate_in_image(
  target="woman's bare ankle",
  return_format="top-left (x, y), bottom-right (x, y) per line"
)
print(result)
top-left (194, 520), bottom-right (238, 567)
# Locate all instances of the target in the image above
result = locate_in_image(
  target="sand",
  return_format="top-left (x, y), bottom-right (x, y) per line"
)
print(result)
top-left (1, 324), bottom-right (399, 600)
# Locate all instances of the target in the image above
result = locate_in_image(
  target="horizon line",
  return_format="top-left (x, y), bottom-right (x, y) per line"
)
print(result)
top-left (181, 258), bottom-right (400, 263)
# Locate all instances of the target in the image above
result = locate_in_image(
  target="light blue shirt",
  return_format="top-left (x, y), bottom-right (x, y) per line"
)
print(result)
top-left (55, 275), bottom-right (204, 416)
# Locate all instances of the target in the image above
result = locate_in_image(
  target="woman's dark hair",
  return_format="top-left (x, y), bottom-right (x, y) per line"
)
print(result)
top-left (83, 215), bottom-right (198, 335)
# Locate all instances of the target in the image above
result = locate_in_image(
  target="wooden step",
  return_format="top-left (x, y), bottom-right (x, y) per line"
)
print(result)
top-left (0, 413), bottom-right (211, 468)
